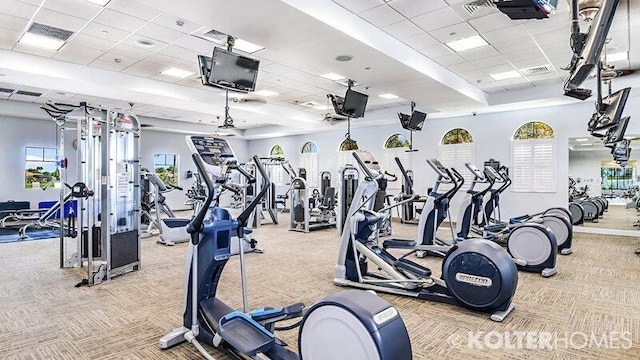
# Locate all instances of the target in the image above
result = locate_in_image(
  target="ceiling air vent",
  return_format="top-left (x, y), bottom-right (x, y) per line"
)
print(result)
top-left (16, 90), bottom-right (43, 97)
top-left (521, 65), bottom-right (551, 76)
top-left (0, 88), bottom-right (15, 94)
top-left (27, 22), bottom-right (74, 41)
top-left (463, 0), bottom-right (496, 16)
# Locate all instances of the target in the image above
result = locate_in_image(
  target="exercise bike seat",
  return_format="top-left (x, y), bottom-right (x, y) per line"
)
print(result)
top-left (218, 311), bottom-right (275, 357)
top-left (395, 258), bottom-right (431, 278)
top-left (382, 239), bottom-right (417, 249)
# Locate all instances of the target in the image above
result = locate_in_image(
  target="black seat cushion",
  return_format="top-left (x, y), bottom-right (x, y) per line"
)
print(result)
top-left (382, 239), bottom-right (417, 249)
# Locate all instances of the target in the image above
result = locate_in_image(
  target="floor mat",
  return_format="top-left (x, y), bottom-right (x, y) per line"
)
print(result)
top-left (0, 226), bottom-right (62, 243)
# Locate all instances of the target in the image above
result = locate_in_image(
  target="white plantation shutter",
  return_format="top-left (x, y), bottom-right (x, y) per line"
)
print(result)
top-left (269, 165), bottom-right (287, 186)
top-left (511, 138), bottom-right (555, 192)
top-left (383, 149), bottom-right (410, 191)
top-left (439, 143), bottom-right (474, 187)
top-left (337, 150), bottom-right (355, 172)
top-left (300, 152), bottom-right (319, 187)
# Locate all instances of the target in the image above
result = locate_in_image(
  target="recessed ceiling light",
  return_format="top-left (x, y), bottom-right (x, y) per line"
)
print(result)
top-left (445, 35), bottom-right (488, 52)
top-left (162, 68), bottom-right (195, 78)
top-left (135, 39), bottom-right (155, 48)
top-left (254, 90), bottom-right (279, 97)
top-left (85, 0), bottom-right (111, 6)
top-left (576, 138), bottom-right (589, 142)
top-left (580, 143), bottom-right (593, 146)
top-left (379, 93), bottom-right (398, 99)
top-left (320, 72), bottom-right (345, 81)
top-left (489, 70), bottom-right (521, 81)
top-left (605, 51), bottom-right (628, 62)
top-left (335, 55), bottom-right (353, 62)
top-left (233, 38), bottom-right (264, 53)
top-left (19, 32), bottom-right (65, 50)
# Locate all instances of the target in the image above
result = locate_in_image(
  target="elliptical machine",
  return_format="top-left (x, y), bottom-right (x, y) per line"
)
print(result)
top-left (160, 136), bottom-right (412, 360)
top-left (479, 165), bottom-right (573, 255)
top-left (335, 151), bottom-right (518, 322)
top-left (456, 162), bottom-right (558, 277)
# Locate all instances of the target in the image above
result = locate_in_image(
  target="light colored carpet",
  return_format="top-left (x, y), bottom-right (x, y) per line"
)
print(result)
top-left (1, 220), bottom-right (639, 359)
top-left (582, 204), bottom-right (639, 230)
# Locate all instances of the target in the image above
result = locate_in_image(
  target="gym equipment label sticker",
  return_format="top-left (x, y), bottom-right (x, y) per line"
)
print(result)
top-left (455, 273), bottom-right (493, 287)
top-left (373, 307), bottom-right (398, 325)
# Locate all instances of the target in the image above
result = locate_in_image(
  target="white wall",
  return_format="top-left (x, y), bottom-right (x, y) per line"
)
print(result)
top-left (0, 115), bottom-right (249, 212)
top-left (0, 115), bottom-right (76, 207)
top-left (568, 150), bottom-right (607, 197)
top-left (248, 98), bottom-right (640, 221)
top-left (140, 130), bottom-right (248, 210)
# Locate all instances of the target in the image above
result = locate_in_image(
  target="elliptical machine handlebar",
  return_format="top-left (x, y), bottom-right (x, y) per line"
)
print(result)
top-left (187, 153), bottom-right (217, 244)
top-left (497, 168), bottom-right (512, 194)
top-left (395, 157), bottom-right (413, 191)
top-left (445, 168), bottom-right (465, 200)
top-left (352, 152), bottom-right (375, 181)
top-left (237, 155), bottom-right (270, 230)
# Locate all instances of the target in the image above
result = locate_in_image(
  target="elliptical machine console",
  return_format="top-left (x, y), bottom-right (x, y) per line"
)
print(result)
top-left (160, 136), bottom-right (412, 360)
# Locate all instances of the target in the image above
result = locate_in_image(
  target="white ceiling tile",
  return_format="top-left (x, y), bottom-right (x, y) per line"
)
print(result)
top-left (482, 64), bottom-right (518, 75)
top-left (0, 28), bottom-right (20, 49)
top-left (332, 0), bottom-right (383, 14)
top-left (468, 12), bottom-right (519, 33)
top-left (136, 22), bottom-right (184, 44)
top-left (504, 82), bottom-right (533, 91)
top-left (459, 69), bottom-right (484, 79)
top-left (501, 47), bottom-right (546, 62)
top-left (402, 32), bottom-right (438, 49)
top-left (14, 0), bottom-right (41, 5)
top-left (110, 43), bottom-right (153, 59)
top-left (420, 43), bottom-right (455, 58)
top-left (91, 59), bottom-right (128, 71)
top-left (483, 24), bottom-right (530, 44)
top-left (43, 0), bottom-right (102, 20)
top-left (81, 22), bottom-right (130, 43)
top-left (155, 44), bottom-right (198, 61)
top-left (68, 33), bottom-right (116, 51)
top-left (359, 5), bottom-right (405, 27)
top-left (54, 43), bottom-right (103, 64)
top-left (383, 20), bottom-right (423, 40)
top-left (176, 59), bottom-right (200, 73)
top-left (512, 59), bottom-right (552, 70)
top-left (469, 55), bottom-right (509, 69)
top-left (493, 37), bottom-right (539, 54)
top-left (152, 13), bottom-right (202, 34)
top-left (94, 52), bottom-right (137, 67)
top-left (106, 0), bottom-right (163, 21)
top-left (13, 42), bottom-right (57, 57)
top-left (121, 35), bottom-right (167, 51)
top-left (447, 61), bottom-right (474, 73)
top-left (526, 72), bottom-right (561, 82)
top-left (144, 52), bottom-right (184, 67)
top-left (9, 93), bottom-right (40, 102)
top-left (93, 9), bottom-right (149, 33)
top-left (121, 61), bottom-right (166, 77)
top-left (33, 8), bottom-right (89, 32)
top-left (522, 16), bottom-right (568, 35)
top-left (388, 0), bottom-right (448, 18)
top-left (412, 6), bottom-right (464, 32)
top-left (0, 13), bottom-right (29, 32)
top-left (458, 45), bottom-right (500, 61)
top-left (433, 53), bottom-right (465, 66)
top-left (429, 21), bottom-right (477, 43)
top-left (150, 72), bottom-right (182, 83)
top-left (175, 35), bottom-right (212, 53)
top-left (0, 0), bottom-right (38, 19)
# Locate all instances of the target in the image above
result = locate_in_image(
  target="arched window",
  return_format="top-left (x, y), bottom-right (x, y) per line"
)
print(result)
top-left (383, 134), bottom-right (410, 191)
top-left (511, 121), bottom-right (556, 192)
top-left (268, 144), bottom-right (286, 186)
top-left (439, 128), bottom-right (474, 185)
top-left (337, 138), bottom-right (359, 172)
top-left (442, 128), bottom-right (473, 144)
top-left (300, 141), bottom-right (319, 187)
top-left (270, 144), bottom-right (284, 157)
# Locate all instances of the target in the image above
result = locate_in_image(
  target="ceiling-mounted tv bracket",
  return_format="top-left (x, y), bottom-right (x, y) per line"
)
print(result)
top-left (343, 79), bottom-right (359, 150)
top-left (221, 35), bottom-right (236, 129)
top-left (407, 101), bottom-right (418, 152)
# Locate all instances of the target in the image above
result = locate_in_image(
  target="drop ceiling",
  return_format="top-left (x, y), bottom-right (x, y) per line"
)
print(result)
top-left (0, 0), bottom-right (638, 138)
